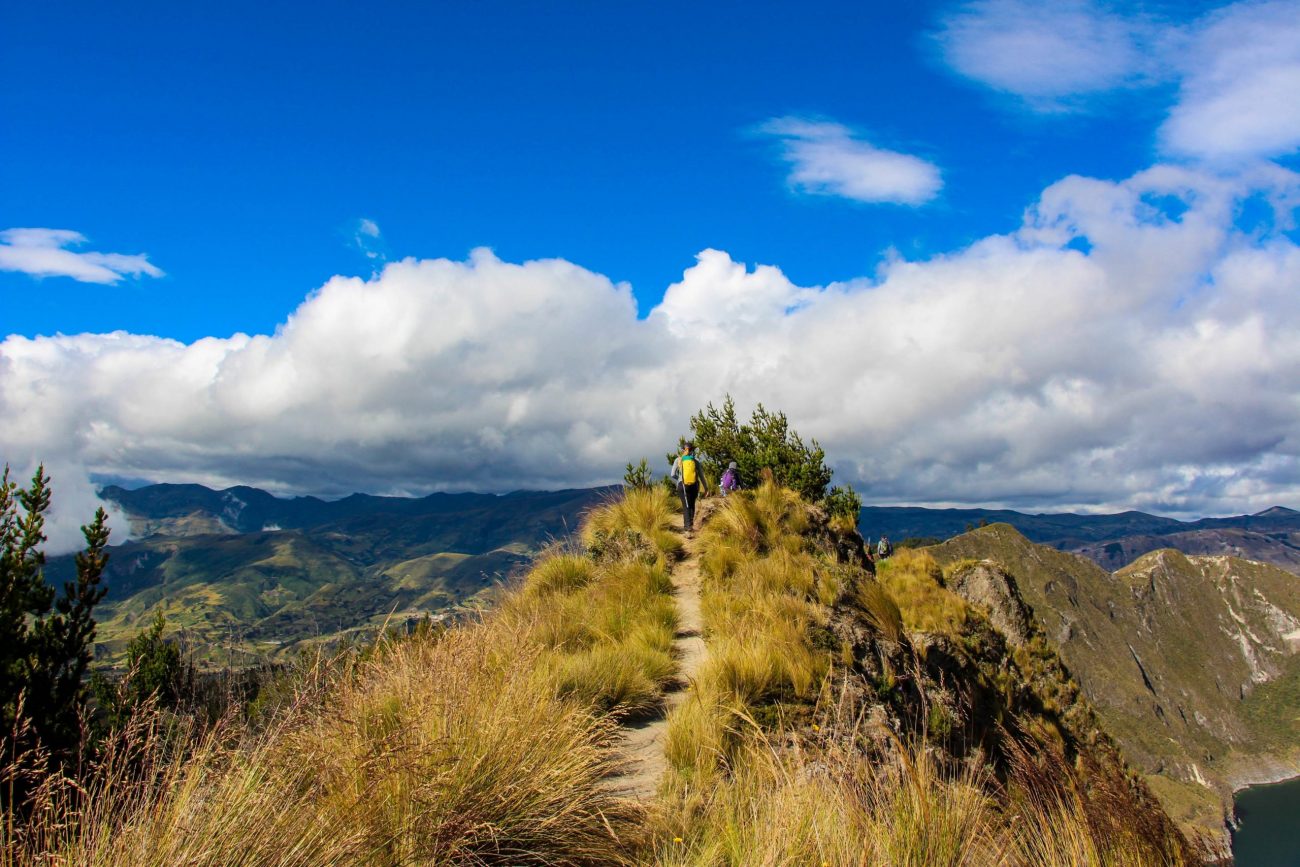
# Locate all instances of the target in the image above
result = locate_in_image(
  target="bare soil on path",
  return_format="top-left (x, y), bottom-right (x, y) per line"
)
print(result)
top-left (606, 497), bottom-right (718, 801)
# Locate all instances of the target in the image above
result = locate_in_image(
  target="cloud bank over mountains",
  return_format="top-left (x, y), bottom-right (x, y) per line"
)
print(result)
top-left (4, 161), bottom-right (1299, 550)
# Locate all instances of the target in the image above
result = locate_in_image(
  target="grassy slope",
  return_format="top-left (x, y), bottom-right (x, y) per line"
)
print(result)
top-left (7, 486), bottom-right (683, 866)
top-left (655, 487), bottom-right (1196, 866)
top-left (9, 487), bottom-right (1201, 865)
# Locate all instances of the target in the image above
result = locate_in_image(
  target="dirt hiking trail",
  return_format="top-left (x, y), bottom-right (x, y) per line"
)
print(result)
top-left (607, 496), bottom-right (719, 800)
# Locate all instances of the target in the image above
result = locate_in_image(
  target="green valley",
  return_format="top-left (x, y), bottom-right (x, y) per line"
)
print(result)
top-left (47, 484), bottom-right (609, 666)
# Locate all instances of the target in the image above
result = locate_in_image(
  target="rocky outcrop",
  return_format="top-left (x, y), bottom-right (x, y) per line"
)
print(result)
top-left (806, 504), bottom-right (874, 572)
top-left (820, 561), bottom-right (1195, 861)
top-left (946, 560), bottom-right (1033, 647)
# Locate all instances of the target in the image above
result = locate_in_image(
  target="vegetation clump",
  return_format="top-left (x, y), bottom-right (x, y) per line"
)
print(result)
top-left (663, 479), bottom-right (843, 791)
top-left (3, 485), bottom-right (686, 864)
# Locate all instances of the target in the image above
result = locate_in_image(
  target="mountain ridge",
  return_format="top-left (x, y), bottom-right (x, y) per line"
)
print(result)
top-left (858, 502), bottom-right (1300, 575)
top-left (928, 523), bottom-right (1300, 848)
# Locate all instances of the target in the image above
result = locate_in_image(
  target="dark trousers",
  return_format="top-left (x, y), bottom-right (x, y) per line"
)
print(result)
top-left (679, 482), bottom-right (699, 530)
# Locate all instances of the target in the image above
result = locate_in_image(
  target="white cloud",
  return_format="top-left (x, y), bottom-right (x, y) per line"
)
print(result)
top-left (760, 118), bottom-right (943, 205)
top-left (3, 163), bottom-right (1300, 551)
top-left (934, 0), bottom-right (1300, 160)
top-left (0, 228), bottom-right (164, 284)
top-left (1160, 1), bottom-right (1300, 161)
top-left (351, 218), bottom-right (386, 261)
top-left (933, 0), bottom-right (1162, 110)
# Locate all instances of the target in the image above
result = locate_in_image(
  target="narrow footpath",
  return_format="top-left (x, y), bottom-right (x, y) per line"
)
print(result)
top-left (607, 497), bottom-right (718, 800)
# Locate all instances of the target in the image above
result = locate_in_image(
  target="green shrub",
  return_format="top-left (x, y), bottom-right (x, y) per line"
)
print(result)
top-left (685, 396), bottom-right (834, 502)
top-left (623, 458), bottom-right (655, 490)
top-left (823, 483), bottom-right (863, 523)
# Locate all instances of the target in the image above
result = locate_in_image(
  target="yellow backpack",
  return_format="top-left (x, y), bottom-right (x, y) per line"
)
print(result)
top-left (682, 455), bottom-right (697, 485)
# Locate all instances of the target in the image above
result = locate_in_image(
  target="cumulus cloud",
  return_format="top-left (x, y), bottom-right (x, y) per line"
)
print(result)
top-left (3, 165), bottom-right (1300, 546)
top-left (760, 118), bottom-right (943, 205)
top-left (0, 228), bottom-right (164, 284)
top-left (934, 0), bottom-right (1300, 161)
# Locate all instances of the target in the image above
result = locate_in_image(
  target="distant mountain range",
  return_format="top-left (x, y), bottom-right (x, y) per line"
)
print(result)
top-left (58, 482), bottom-right (1299, 667)
top-left (859, 504), bottom-right (1300, 575)
top-left (49, 483), bottom-right (612, 666)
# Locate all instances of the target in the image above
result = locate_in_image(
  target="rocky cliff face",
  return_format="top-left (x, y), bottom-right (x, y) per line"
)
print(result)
top-left (819, 545), bottom-right (1198, 861)
top-left (930, 525), bottom-right (1300, 852)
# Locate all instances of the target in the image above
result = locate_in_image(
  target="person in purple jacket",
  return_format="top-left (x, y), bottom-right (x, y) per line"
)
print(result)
top-left (720, 461), bottom-right (740, 497)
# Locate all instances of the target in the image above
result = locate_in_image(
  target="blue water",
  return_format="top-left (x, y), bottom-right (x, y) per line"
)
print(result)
top-left (1232, 776), bottom-right (1300, 866)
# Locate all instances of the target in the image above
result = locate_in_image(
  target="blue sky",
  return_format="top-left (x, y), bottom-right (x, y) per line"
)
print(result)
top-left (4, 0), bottom-right (1300, 546)
top-left (4, 0), bottom-right (1175, 336)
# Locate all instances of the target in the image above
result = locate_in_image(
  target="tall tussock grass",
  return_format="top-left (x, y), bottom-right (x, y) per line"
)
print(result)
top-left (652, 682), bottom-right (1199, 866)
top-left (654, 683), bottom-right (1006, 867)
top-left (1004, 736), bottom-right (1198, 866)
top-left (5, 486), bottom-right (694, 866)
top-left (4, 481), bottom-right (1201, 866)
top-left (857, 577), bottom-right (904, 644)
top-left (876, 548), bottom-right (970, 635)
top-left (4, 623), bottom-right (639, 866)
top-left (501, 552), bottom-right (678, 715)
top-left (654, 480), bottom-right (1199, 865)
top-left (582, 486), bottom-right (683, 563)
top-left (653, 718), bottom-right (1198, 866)
top-left (665, 481), bottom-right (840, 791)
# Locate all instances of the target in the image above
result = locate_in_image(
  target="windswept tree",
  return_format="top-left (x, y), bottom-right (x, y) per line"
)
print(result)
top-left (1, 465), bottom-right (110, 791)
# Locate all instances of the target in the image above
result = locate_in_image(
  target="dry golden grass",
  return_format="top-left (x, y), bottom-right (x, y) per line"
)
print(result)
top-left (5, 624), bottom-right (639, 866)
top-left (4, 484), bottom-right (1198, 867)
top-left (652, 729), bottom-right (1003, 866)
top-left (857, 577), bottom-right (904, 644)
top-left (581, 486), bottom-right (683, 562)
top-left (662, 481), bottom-right (838, 792)
top-left (521, 553), bottom-right (598, 598)
top-left (500, 551), bottom-right (679, 715)
top-left (698, 484), bottom-right (806, 566)
top-left (5, 487), bottom-right (688, 867)
top-left (652, 481), bottom-right (1197, 866)
top-left (651, 711), bottom-right (1195, 867)
top-left (876, 548), bottom-right (970, 635)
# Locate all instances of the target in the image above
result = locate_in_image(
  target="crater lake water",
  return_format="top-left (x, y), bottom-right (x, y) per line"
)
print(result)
top-left (1232, 776), bottom-right (1300, 866)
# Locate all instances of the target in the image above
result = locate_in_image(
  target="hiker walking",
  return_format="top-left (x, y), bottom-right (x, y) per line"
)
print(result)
top-left (671, 441), bottom-right (707, 532)
top-left (876, 535), bottom-right (893, 559)
top-left (720, 461), bottom-right (740, 497)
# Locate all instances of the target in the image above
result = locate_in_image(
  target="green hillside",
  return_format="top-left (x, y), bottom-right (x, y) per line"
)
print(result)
top-left (47, 485), bottom-right (608, 666)
top-left (929, 525), bottom-right (1300, 845)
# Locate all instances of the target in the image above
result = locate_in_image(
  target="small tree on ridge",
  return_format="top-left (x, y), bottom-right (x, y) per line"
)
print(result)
top-left (681, 396), bottom-right (861, 520)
